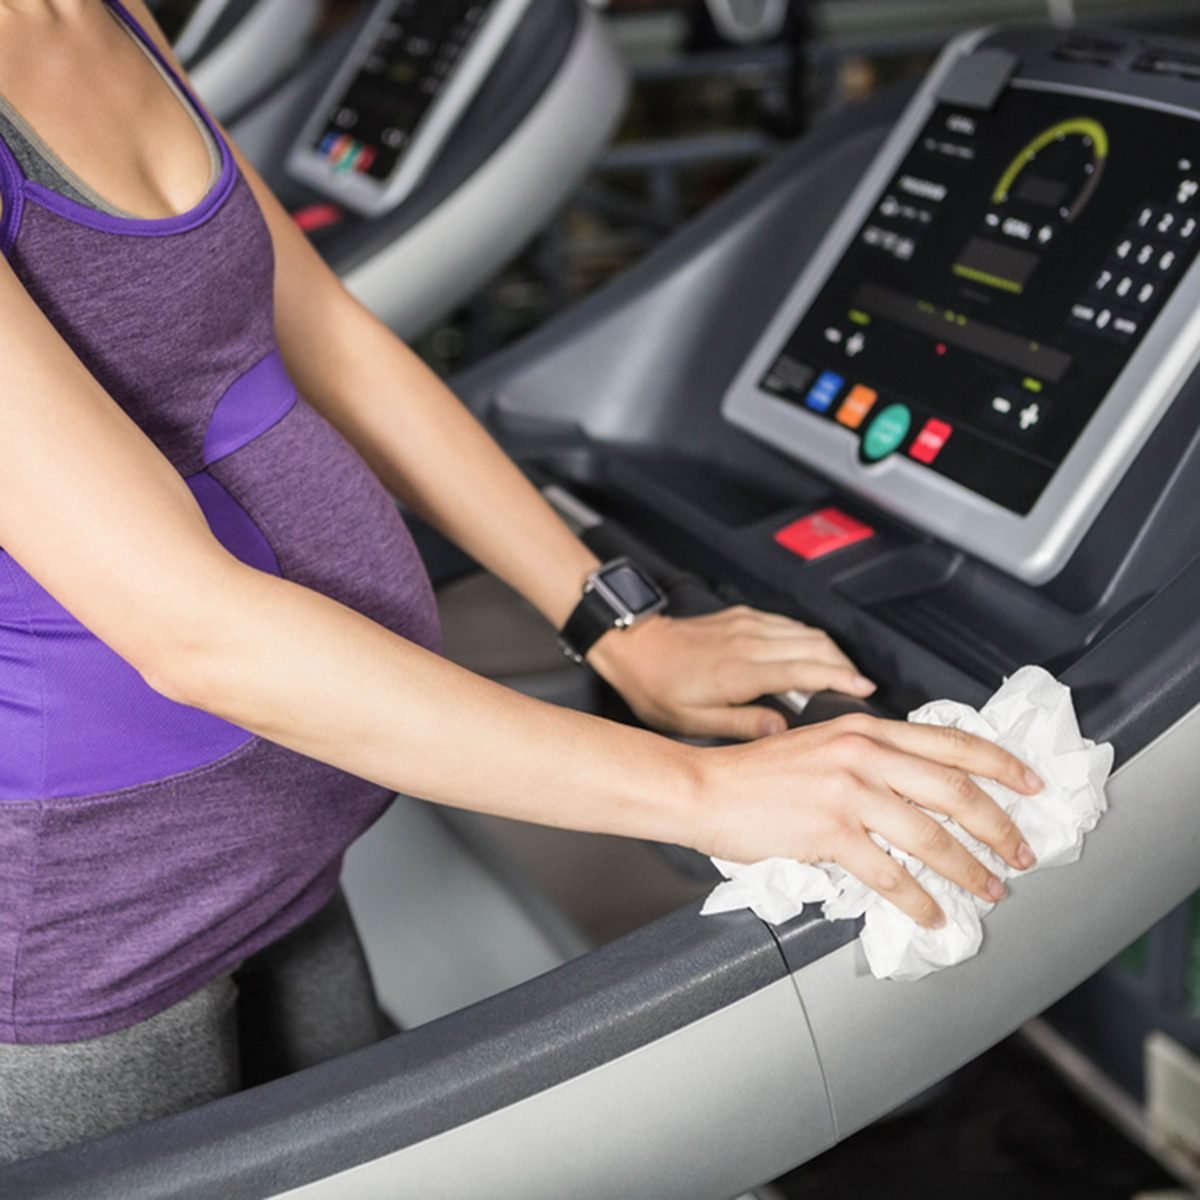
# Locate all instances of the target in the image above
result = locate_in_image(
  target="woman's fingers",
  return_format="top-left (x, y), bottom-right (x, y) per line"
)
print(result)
top-left (834, 829), bottom-right (947, 928)
top-left (729, 615), bottom-right (841, 642)
top-left (679, 704), bottom-right (789, 741)
top-left (719, 657), bottom-right (876, 704)
top-left (865, 742), bottom-right (1033, 872)
top-left (856, 717), bottom-right (1043, 797)
top-left (738, 632), bottom-right (859, 671)
top-left (701, 607), bottom-right (862, 662)
top-left (692, 711), bottom-right (1043, 927)
top-left (597, 606), bottom-right (882, 742)
top-left (861, 790), bottom-right (1007, 905)
top-left (708, 608), bottom-right (876, 695)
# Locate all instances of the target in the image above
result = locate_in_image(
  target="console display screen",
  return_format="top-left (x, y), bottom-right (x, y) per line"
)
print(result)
top-left (308, 0), bottom-right (495, 183)
top-left (760, 88), bottom-right (1200, 513)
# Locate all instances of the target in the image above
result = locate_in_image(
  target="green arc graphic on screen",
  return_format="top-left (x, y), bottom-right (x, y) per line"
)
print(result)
top-left (992, 117), bottom-right (1109, 221)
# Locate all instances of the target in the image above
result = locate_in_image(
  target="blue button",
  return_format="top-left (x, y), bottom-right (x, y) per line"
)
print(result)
top-left (804, 370), bottom-right (845, 413)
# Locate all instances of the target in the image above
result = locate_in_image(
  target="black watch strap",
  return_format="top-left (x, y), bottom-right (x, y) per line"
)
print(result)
top-left (557, 587), bottom-right (622, 665)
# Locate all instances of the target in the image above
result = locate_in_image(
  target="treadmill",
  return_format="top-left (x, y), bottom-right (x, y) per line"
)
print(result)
top-left (148, 0), bottom-right (323, 122)
top-left (7, 21), bottom-right (1200, 1200)
top-left (229, 0), bottom-right (630, 340)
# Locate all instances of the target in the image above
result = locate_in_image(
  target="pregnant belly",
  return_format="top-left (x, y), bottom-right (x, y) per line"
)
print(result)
top-left (0, 365), bottom-right (441, 1039)
top-left (206, 395), bottom-right (442, 653)
top-left (0, 388), bottom-right (439, 803)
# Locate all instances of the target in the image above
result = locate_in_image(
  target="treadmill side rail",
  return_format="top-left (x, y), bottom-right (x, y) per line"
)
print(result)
top-left (0, 904), bottom-right (800, 1199)
top-left (276, 977), bottom-right (831, 1200)
top-left (794, 701), bottom-right (1200, 1140)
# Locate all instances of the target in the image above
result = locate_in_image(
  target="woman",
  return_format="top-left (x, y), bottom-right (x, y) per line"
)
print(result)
top-left (0, 0), bottom-right (1040, 1163)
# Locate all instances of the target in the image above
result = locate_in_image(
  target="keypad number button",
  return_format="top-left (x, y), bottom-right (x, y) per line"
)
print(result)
top-left (1111, 315), bottom-right (1140, 341)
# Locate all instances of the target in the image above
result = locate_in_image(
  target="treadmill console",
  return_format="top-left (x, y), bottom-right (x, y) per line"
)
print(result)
top-left (286, 0), bottom-right (533, 217)
top-left (724, 35), bottom-right (1200, 583)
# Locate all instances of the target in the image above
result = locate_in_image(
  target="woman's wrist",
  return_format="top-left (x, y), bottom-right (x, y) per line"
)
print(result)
top-left (584, 612), bottom-right (666, 680)
top-left (542, 544), bottom-right (603, 630)
top-left (639, 733), bottom-right (711, 851)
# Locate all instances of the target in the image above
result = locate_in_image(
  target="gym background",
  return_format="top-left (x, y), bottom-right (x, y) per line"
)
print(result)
top-left (306, 0), bottom-right (1200, 376)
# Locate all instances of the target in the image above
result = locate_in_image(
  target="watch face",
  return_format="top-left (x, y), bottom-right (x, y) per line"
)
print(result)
top-left (600, 562), bottom-right (663, 616)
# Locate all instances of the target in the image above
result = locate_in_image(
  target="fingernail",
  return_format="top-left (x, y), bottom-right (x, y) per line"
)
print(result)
top-left (987, 876), bottom-right (1007, 901)
top-left (853, 675), bottom-right (877, 694)
top-left (930, 912), bottom-right (947, 930)
top-left (1023, 767), bottom-right (1043, 792)
top-left (1016, 841), bottom-right (1037, 870)
top-left (761, 717), bottom-right (785, 737)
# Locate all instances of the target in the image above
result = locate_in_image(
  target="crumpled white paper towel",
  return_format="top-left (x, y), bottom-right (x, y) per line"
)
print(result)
top-left (700, 665), bottom-right (1113, 981)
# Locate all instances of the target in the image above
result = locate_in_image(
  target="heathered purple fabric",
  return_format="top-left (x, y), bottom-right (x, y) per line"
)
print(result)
top-left (202, 349), bottom-right (297, 467)
top-left (0, 0), bottom-right (441, 1042)
top-left (9, 180), bottom-right (274, 477)
top-left (207, 400), bottom-right (442, 651)
top-left (0, 534), bottom-right (252, 802)
top-left (184, 471), bottom-right (281, 578)
top-left (0, 470), bottom-right (293, 806)
top-left (3, 741), bottom-right (396, 1043)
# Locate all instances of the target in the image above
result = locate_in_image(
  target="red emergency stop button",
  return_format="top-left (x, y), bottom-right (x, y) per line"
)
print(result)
top-left (774, 508), bottom-right (875, 560)
top-left (909, 418), bottom-right (953, 464)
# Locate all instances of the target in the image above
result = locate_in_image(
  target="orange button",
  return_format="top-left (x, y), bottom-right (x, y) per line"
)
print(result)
top-left (836, 384), bottom-right (878, 430)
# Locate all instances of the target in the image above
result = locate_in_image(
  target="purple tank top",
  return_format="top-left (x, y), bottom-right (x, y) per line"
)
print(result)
top-left (0, 1), bottom-right (441, 1043)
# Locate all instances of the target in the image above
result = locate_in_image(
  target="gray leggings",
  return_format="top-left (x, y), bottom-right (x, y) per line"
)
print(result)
top-left (0, 888), bottom-right (389, 1165)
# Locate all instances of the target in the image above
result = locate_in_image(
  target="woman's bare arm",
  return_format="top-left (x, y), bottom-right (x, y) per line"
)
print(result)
top-left (116, 0), bottom-right (877, 743)
top-left (0, 252), bottom-right (1037, 928)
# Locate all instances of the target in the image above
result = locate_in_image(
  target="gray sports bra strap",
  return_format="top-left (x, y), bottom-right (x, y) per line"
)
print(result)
top-left (0, 103), bottom-right (104, 212)
top-left (0, 3), bottom-right (221, 220)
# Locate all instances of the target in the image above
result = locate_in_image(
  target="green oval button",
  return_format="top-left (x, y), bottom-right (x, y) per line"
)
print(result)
top-left (862, 403), bottom-right (912, 462)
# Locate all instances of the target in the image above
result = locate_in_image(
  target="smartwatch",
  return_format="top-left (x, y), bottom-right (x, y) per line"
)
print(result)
top-left (557, 558), bottom-right (668, 664)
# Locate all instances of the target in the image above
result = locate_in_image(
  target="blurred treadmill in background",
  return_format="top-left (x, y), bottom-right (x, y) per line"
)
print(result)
top-left (147, 0), bottom-right (323, 122)
top-left (703, 0), bottom-right (789, 43)
top-left (228, 0), bottom-right (630, 340)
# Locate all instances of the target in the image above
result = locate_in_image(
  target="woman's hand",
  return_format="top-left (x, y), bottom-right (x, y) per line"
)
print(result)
top-left (589, 605), bottom-right (876, 740)
top-left (581, 605), bottom-right (1041, 927)
top-left (688, 713), bottom-right (1042, 928)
